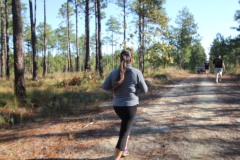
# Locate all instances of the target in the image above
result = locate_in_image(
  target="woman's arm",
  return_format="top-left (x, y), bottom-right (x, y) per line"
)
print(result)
top-left (102, 72), bottom-right (113, 91)
top-left (137, 72), bottom-right (148, 94)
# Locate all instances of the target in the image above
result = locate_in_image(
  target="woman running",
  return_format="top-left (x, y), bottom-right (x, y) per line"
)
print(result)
top-left (102, 49), bottom-right (148, 160)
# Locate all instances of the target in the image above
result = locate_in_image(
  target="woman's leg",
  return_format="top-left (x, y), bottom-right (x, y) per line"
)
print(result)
top-left (125, 136), bottom-right (129, 149)
top-left (121, 136), bottom-right (130, 157)
top-left (113, 106), bottom-right (137, 158)
top-left (216, 73), bottom-right (219, 83)
top-left (215, 68), bottom-right (219, 83)
top-left (219, 68), bottom-right (223, 81)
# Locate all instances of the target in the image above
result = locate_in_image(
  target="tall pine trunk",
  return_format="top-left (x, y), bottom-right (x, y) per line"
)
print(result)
top-left (111, 31), bottom-right (114, 70)
top-left (141, 4), bottom-right (145, 73)
top-left (12, 0), bottom-right (27, 102)
top-left (84, 0), bottom-right (90, 71)
top-left (75, 0), bottom-right (79, 72)
top-left (0, 1), bottom-right (6, 78)
top-left (5, 0), bottom-right (10, 80)
top-left (67, 1), bottom-right (73, 72)
top-left (123, 0), bottom-right (126, 49)
top-left (43, 0), bottom-right (47, 77)
top-left (29, 0), bottom-right (38, 80)
top-left (95, 0), bottom-right (99, 72)
top-left (97, 0), bottom-right (103, 78)
top-left (138, 0), bottom-right (144, 73)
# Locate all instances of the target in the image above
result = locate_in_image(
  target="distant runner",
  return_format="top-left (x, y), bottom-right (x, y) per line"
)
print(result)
top-left (204, 60), bottom-right (210, 76)
top-left (213, 55), bottom-right (225, 83)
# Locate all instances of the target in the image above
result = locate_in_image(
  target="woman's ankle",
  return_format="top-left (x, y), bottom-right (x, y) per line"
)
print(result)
top-left (114, 148), bottom-right (123, 160)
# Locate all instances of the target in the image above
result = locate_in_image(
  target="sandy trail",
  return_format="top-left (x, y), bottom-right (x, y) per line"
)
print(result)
top-left (126, 74), bottom-right (240, 160)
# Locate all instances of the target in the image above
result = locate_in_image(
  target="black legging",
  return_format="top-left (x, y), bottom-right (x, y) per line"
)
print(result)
top-left (113, 105), bottom-right (137, 151)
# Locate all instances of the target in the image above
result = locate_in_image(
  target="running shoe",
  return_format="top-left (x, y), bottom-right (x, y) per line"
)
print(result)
top-left (122, 147), bottom-right (129, 157)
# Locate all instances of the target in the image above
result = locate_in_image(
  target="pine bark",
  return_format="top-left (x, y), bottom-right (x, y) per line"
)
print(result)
top-left (67, 1), bottom-right (73, 72)
top-left (138, 0), bottom-right (145, 73)
top-left (12, 0), bottom-right (27, 102)
top-left (97, 0), bottom-right (103, 78)
top-left (5, 0), bottom-right (10, 80)
top-left (29, 0), bottom-right (38, 80)
top-left (0, 1), bottom-right (6, 78)
top-left (75, 0), bottom-right (79, 71)
top-left (123, 0), bottom-right (126, 49)
top-left (43, 0), bottom-right (47, 77)
top-left (95, 0), bottom-right (99, 72)
top-left (84, 0), bottom-right (90, 71)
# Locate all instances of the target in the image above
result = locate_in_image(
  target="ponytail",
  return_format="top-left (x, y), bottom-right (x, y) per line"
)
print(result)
top-left (113, 50), bottom-right (131, 91)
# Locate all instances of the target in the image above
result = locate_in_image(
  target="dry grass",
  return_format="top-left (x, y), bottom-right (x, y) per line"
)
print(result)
top-left (0, 67), bottom-right (189, 128)
top-left (145, 66), bottom-right (190, 82)
top-left (0, 71), bottom-right (111, 128)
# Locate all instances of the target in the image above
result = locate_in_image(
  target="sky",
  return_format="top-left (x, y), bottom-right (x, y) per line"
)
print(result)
top-left (22, 0), bottom-right (239, 56)
top-left (165, 0), bottom-right (239, 55)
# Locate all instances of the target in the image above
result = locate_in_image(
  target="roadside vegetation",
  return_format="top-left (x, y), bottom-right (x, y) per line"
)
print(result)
top-left (0, 66), bottom-right (189, 128)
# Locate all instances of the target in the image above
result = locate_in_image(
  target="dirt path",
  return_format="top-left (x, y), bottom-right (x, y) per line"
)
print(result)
top-left (128, 74), bottom-right (240, 160)
top-left (0, 74), bottom-right (240, 160)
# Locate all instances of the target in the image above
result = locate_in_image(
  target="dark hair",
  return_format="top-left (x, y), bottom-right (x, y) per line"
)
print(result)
top-left (113, 50), bottom-right (132, 91)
